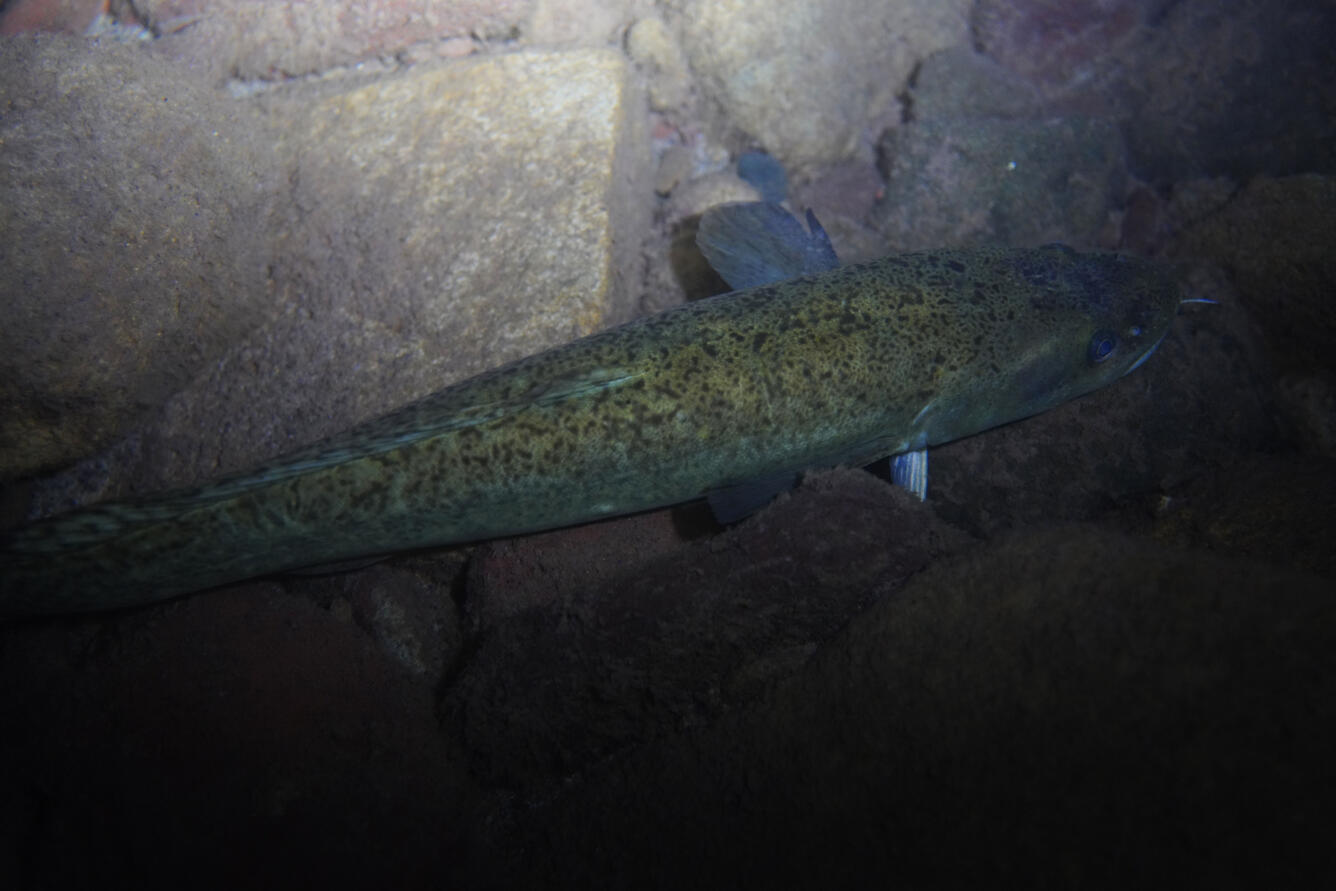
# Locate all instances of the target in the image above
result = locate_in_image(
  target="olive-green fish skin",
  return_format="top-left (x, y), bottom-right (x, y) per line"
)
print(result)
top-left (1, 244), bottom-right (1178, 615)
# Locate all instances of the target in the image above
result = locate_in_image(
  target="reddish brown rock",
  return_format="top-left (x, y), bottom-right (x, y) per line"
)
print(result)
top-left (971, 0), bottom-right (1151, 88)
top-left (0, 0), bottom-right (105, 35)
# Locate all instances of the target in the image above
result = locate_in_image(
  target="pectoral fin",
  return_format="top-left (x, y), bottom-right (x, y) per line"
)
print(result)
top-left (891, 449), bottom-right (929, 501)
top-left (696, 202), bottom-right (840, 290)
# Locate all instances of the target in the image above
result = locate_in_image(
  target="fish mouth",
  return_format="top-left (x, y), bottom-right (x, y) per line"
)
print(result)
top-left (1124, 296), bottom-right (1214, 377)
top-left (1122, 328), bottom-right (1169, 376)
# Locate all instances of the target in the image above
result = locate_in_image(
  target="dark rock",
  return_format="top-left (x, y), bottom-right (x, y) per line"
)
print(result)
top-left (482, 526), bottom-right (1336, 887)
top-left (0, 583), bottom-right (468, 886)
top-left (445, 467), bottom-right (972, 790)
top-left (971, 0), bottom-right (1154, 90)
top-left (874, 115), bottom-right (1126, 250)
top-left (295, 560), bottom-right (463, 679)
top-left (907, 44), bottom-right (1044, 122)
top-left (1122, 0), bottom-right (1336, 184)
top-left (1150, 453), bottom-right (1336, 580)
top-left (1170, 174), bottom-right (1336, 377)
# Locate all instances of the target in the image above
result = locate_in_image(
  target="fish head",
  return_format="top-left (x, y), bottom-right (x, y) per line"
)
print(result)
top-left (997, 245), bottom-right (1181, 416)
top-left (917, 245), bottom-right (1181, 444)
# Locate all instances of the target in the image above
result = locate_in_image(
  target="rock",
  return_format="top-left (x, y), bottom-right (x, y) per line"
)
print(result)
top-left (653, 144), bottom-right (695, 196)
top-left (665, 170), bottom-right (759, 225)
top-left (1169, 174), bottom-right (1336, 376)
top-left (971, 0), bottom-right (1153, 90)
top-left (1150, 454), bottom-right (1336, 580)
top-left (0, 34), bottom-right (279, 479)
top-left (525, 0), bottom-right (631, 48)
top-left (679, 0), bottom-right (968, 165)
top-left (465, 505), bottom-right (692, 631)
top-left (0, 581), bottom-right (468, 886)
top-left (874, 115), bottom-right (1126, 250)
top-left (25, 48), bottom-right (650, 508)
top-left (938, 1), bottom-right (1336, 185)
top-left (130, 0), bottom-right (530, 82)
top-left (625, 15), bottom-right (691, 112)
top-left (1274, 374), bottom-right (1336, 459)
top-left (482, 526), bottom-right (1335, 887)
top-left (1117, 184), bottom-right (1167, 255)
top-left (316, 562), bottom-right (462, 679)
top-left (0, 0), bottom-right (104, 34)
top-left (445, 467), bottom-right (971, 789)
top-left (1122, 0), bottom-right (1336, 184)
top-left (788, 160), bottom-right (889, 263)
top-left (907, 45), bottom-right (1044, 122)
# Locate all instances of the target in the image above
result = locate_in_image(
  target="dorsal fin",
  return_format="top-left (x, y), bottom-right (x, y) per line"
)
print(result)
top-left (696, 202), bottom-right (840, 291)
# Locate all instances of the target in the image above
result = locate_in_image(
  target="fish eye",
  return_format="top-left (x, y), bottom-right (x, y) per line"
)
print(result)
top-left (1088, 330), bottom-right (1118, 364)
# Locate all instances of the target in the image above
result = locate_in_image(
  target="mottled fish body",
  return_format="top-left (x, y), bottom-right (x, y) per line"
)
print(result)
top-left (1, 204), bottom-right (1180, 615)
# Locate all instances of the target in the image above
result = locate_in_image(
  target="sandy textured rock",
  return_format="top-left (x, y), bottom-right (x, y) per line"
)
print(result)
top-left (625, 15), bottom-right (691, 112)
top-left (525, 0), bottom-right (632, 47)
top-left (0, 34), bottom-right (279, 479)
top-left (679, 0), bottom-right (968, 165)
top-left (19, 48), bottom-right (650, 507)
top-left (127, 0), bottom-right (531, 81)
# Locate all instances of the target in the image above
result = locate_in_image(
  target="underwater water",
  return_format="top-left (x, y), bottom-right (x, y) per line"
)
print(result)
top-left (1, 0), bottom-right (1333, 886)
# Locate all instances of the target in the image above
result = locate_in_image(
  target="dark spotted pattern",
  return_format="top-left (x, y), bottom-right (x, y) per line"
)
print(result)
top-left (1, 245), bottom-right (1179, 614)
